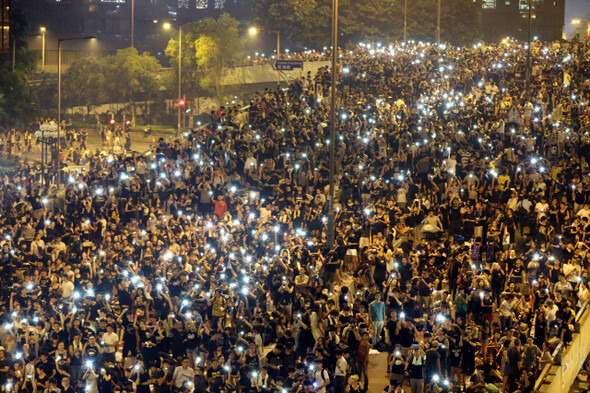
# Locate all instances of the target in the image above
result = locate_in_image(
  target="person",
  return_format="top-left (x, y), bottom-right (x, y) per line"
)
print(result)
top-left (313, 361), bottom-right (331, 393)
top-left (355, 332), bottom-right (371, 391)
top-left (388, 344), bottom-right (405, 387)
top-left (332, 350), bottom-right (348, 393)
top-left (506, 339), bottom-right (522, 393)
top-left (369, 293), bottom-right (386, 346)
top-left (173, 358), bottom-right (196, 390)
top-left (345, 375), bottom-right (364, 393)
top-left (406, 343), bottom-right (425, 393)
top-left (0, 40), bottom-right (589, 393)
top-left (521, 336), bottom-right (541, 371)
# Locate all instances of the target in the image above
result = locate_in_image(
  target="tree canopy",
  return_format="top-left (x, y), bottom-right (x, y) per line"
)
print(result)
top-left (165, 14), bottom-right (244, 102)
top-left (253, 0), bottom-right (482, 49)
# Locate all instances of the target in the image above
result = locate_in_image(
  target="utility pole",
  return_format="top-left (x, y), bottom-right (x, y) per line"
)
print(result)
top-left (178, 26), bottom-right (182, 131)
top-left (41, 27), bottom-right (46, 72)
top-left (403, 0), bottom-right (408, 42)
top-left (436, 0), bottom-right (441, 44)
top-left (131, 0), bottom-right (135, 48)
top-left (525, 0), bottom-right (532, 98)
top-left (327, 0), bottom-right (338, 250)
top-left (58, 36), bottom-right (95, 185)
top-left (276, 31), bottom-right (280, 60)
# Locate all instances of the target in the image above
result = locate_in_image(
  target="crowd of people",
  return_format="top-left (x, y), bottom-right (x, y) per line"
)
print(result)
top-left (0, 38), bottom-right (589, 393)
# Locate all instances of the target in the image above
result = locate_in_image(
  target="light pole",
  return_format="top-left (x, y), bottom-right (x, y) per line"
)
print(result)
top-left (131, 0), bottom-right (135, 48)
top-left (327, 0), bottom-right (338, 250)
top-left (525, 0), bottom-right (532, 98)
top-left (40, 27), bottom-right (46, 72)
top-left (403, 0), bottom-right (407, 42)
top-left (164, 23), bottom-right (182, 130)
top-left (248, 28), bottom-right (280, 60)
top-left (57, 35), bottom-right (95, 184)
top-left (436, 0), bottom-right (441, 44)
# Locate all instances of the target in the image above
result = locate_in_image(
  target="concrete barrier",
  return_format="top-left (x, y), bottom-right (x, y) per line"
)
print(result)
top-left (539, 311), bottom-right (590, 393)
top-left (221, 61), bottom-right (331, 86)
top-left (66, 60), bottom-right (331, 117)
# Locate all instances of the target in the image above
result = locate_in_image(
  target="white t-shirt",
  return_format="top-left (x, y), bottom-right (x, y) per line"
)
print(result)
top-left (314, 369), bottom-right (330, 393)
top-left (102, 331), bottom-right (119, 353)
top-left (61, 280), bottom-right (74, 299)
top-left (335, 357), bottom-right (348, 376)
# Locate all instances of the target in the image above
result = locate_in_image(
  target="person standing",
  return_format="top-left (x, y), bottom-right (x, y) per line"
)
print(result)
top-left (406, 343), bottom-right (425, 393)
top-left (332, 350), bottom-right (348, 393)
top-left (506, 339), bottom-right (522, 393)
top-left (355, 332), bottom-right (371, 392)
top-left (369, 293), bottom-right (386, 345)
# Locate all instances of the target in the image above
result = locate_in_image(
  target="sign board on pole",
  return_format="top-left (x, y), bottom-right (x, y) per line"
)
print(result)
top-left (272, 60), bottom-right (304, 71)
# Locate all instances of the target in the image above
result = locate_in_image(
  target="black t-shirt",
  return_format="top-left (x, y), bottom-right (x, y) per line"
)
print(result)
top-left (185, 330), bottom-right (200, 350)
top-left (0, 357), bottom-right (9, 383)
top-left (386, 320), bottom-right (400, 346)
top-left (207, 366), bottom-right (224, 390)
top-left (399, 326), bottom-right (414, 347)
top-left (265, 351), bottom-right (283, 373)
top-left (407, 355), bottom-right (424, 379)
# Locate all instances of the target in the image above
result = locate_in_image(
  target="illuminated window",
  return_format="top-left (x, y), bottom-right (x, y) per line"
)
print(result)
top-left (481, 0), bottom-right (496, 9)
top-left (178, 0), bottom-right (189, 8)
top-left (505, 0), bottom-right (510, 5)
top-left (195, 0), bottom-right (208, 8)
top-left (519, 0), bottom-right (543, 12)
top-left (214, 0), bottom-right (224, 8)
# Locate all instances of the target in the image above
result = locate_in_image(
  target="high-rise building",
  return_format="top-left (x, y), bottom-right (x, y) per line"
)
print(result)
top-left (478, 0), bottom-right (565, 42)
top-left (0, 0), bottom-right (9, 54)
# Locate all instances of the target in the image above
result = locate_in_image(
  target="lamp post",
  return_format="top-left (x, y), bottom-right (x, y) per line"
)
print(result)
top-left (403, 0), bottom-right (407, 42)
top-left (248, 28), bottom-right (281, 60)
top-left (40, 27), bottom-right (46, 72)
top-left (57, 35), bottom-right (95, 184)
top-left (436, 0), bottom-right (441, 44)
top-left (163, 23), bottom-right (182, 130)
top-left (131, 0), bottom-right (135, 48)
top-left (525, 0), bottom-right (532, 98)
top-left (326, 0), bottom-right (338, 250)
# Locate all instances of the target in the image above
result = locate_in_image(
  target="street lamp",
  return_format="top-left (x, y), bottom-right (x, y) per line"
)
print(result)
top-left (163, 22), bottom-right (182, 130)
top-left (525, 0), bottom-right (532, 97)
top-left (403, 0), bottom-right (407, 42)
top-left (40, 27), bottom-right (46, 72)
top-left (572, 19), bottom-right (581, 25)
top-left (326, 0), bottom-right (338, 249)
top-left (131, 0), bottom-right (135, 48)
top-left (57, 35), bottom-right (95, 184)
top-left (436, 0), bottom-right (441, 44)
top-left (248, 27), bottom-right (281, 60)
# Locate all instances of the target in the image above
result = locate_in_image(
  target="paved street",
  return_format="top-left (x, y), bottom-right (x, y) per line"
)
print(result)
top-left (11, 130), bottom-right (176, 165)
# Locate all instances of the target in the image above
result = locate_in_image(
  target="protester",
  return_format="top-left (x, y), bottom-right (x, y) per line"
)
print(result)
top-left (0, 39), bottom-right (589, 393)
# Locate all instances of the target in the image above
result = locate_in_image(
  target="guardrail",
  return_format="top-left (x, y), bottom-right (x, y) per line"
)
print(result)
top-left (534, 299), bottom-right (590, 393)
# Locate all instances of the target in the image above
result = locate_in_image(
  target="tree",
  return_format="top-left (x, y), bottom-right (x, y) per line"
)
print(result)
top-left (252, 0), bottom-right (481, 49)
top-left (165, 14), bottom-right (244, 103)
top-left (102, 48), bottom-right (161, 124)
top-left (441, 0), bottom-right (483, 46)
top-left (194, 15), bottom-right (244, 99)
top-left (163, 22), bottom-right (209, 107)
top-left (0, 7), bottom-right (41, 128)
top-left (62, 56), bottom-right (107, 119)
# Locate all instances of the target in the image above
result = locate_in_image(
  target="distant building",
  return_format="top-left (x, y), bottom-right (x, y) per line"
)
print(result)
top-left (14, 0), bottom-right (251, 44)
top-left (1, 0), bottom-right (9, 54)
top-left (479, 0), bottom-right (565, 42)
